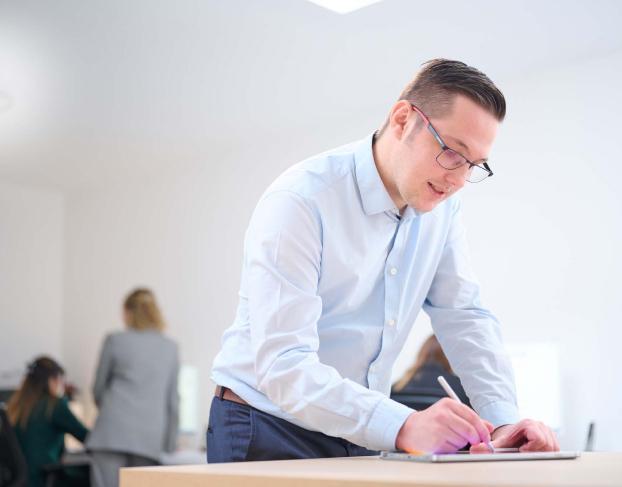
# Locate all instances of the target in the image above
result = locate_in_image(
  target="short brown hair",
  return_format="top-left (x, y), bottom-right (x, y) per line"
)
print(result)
top-left (380, 59), bottom-right (506, 134)
top-left (124, 288), bottom-right (166, 332)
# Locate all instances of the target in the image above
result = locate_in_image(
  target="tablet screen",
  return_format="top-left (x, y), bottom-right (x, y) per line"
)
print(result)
top-left (380, 450), bottom-right (580, 463)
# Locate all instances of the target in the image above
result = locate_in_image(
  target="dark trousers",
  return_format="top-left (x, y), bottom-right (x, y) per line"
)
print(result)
top-left (206, 396), bottom-right (378, 463)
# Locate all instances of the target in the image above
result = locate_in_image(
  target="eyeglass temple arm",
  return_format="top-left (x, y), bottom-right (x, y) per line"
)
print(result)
top-left (410, 105), bottom-right (448, 149)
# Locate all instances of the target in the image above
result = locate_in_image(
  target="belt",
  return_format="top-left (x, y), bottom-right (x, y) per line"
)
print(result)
top-left (215, 386), bottom-right (248, 406)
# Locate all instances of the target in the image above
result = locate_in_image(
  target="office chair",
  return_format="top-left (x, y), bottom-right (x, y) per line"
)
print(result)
top-left (0, 405), bottom-right (90, 487)
top-left (0, 405), bottom-right (28, 487)
top-left (585, 422), bottom-right (595, 452)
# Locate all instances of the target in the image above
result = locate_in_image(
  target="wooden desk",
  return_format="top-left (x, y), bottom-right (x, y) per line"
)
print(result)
top-left (121, 452), bottom-right (622, 487)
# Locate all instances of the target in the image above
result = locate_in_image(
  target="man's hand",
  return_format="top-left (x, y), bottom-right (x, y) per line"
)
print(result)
top-left (469, 419), bottom-right (560, 453)
top-left (395, 398), bottom-right (494, 453)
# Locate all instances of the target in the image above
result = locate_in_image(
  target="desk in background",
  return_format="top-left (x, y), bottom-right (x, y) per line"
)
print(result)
top-left (121, 452), bottom-right (621, 487)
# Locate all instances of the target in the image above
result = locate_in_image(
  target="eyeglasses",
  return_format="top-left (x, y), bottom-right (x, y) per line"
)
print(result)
top-left (410, 104), bottom-right (493, 183)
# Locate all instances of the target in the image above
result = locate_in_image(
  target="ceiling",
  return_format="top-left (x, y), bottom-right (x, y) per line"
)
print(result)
top-left (1, 0), bottom-right (621, 190)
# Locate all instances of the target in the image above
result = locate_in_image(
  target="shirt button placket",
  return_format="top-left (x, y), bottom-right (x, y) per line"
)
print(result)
top-left (375, 222), bottom-right (405, 388)
top-left (386, 265), bottom-right (399, 331)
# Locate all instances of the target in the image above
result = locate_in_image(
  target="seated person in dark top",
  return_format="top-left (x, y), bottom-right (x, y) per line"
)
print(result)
top-left (6, 356), bottom-right (89, 487)
top-left (392, 335), bottom-right (470, 408)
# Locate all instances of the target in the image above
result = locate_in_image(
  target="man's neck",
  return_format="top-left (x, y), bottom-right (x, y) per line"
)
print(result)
top-left (372, 131), bottom-right (407, 211)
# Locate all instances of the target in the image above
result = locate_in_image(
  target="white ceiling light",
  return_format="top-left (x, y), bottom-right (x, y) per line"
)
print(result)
top-left (306, 0), bottom-right (383, 14)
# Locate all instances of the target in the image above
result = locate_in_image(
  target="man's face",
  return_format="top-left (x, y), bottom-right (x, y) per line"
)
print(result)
top-left (391, 95), bottom-right (499, 213)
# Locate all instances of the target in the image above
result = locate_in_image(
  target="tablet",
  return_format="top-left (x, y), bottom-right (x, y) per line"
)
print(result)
top-left (380, 450), bottom-right (580, 463)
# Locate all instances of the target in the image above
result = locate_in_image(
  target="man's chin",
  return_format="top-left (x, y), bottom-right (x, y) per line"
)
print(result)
top-left (409, 199), bottom-right (438, 214)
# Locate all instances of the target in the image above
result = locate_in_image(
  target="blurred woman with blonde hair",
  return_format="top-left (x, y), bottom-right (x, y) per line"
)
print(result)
top-left (86, 288), bottom-right (179, 487)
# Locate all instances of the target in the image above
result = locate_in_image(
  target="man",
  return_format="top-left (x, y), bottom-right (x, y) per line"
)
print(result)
top-left (208, 59), bottom-right (559, 462)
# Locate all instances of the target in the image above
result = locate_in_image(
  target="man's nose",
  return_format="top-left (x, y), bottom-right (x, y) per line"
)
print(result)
top-left (443, 166), bottom-right (467, 188)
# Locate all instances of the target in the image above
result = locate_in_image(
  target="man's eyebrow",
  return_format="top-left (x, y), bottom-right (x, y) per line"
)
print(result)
top-left (446, 135), bottom-right (488, 163)
top-left (446, 135), bottom-right (470, 154)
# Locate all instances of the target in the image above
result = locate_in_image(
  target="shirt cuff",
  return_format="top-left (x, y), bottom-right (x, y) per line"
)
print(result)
top-left (365, 397), bottom-right (414, 451)
top-left (477, 400), bottom-right (520, 428)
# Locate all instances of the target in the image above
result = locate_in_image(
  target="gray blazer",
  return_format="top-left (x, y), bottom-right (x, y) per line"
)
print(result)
top-left (86, 330), bottom-right (179, 460)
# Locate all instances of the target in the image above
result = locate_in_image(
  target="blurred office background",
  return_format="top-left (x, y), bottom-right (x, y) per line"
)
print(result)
top-left (1, 0), bottom-right (620, 452)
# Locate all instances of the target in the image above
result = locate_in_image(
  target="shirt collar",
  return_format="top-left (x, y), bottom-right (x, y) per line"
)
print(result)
top-left (354, 133), bottom-right (401, 216)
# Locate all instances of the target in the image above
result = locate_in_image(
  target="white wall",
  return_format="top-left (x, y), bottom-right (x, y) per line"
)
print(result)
top-left (0, 181), bottom-right (64, 387)
top-left (469, 50), bottom-right (622, 451)
top-left (62, 49), bottom-right (621, 451)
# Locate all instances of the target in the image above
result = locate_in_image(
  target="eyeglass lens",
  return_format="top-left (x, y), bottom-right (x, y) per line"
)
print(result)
top-left (437, 149), bottom-right (489, 183)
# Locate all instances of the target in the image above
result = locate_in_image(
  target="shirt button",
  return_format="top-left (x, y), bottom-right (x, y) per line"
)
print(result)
top-left (387, 319), bottom-right (396, 327)
top-left (389, 267), bottom-right (398, 276)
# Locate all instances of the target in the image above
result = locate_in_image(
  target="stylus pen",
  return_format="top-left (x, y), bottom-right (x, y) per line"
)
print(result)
top-left (437, 375), bottom-right (495, 453)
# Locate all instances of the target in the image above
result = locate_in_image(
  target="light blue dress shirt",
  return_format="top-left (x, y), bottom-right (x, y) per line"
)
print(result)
top-left (211, 134), bottom-right (519, 452)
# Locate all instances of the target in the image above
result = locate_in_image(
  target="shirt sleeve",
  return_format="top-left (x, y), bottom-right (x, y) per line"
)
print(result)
top-left (52, 397), bottom-right (88, 443)
top-left (164, 344), bottom-right (180, 453)
top-left (246, 191), bottom-right (413, 451)
top-left (92, 334), bottom-right (113, 408)
top-left (423, 198), bottom-right (520, 427)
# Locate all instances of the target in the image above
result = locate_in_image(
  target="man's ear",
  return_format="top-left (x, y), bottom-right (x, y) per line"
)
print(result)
top-left (388, 100), bottom-right (412, 141)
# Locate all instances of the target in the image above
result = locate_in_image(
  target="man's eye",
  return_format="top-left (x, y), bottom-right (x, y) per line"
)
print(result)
top-left (443, 149), bottom-right (463, 162)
